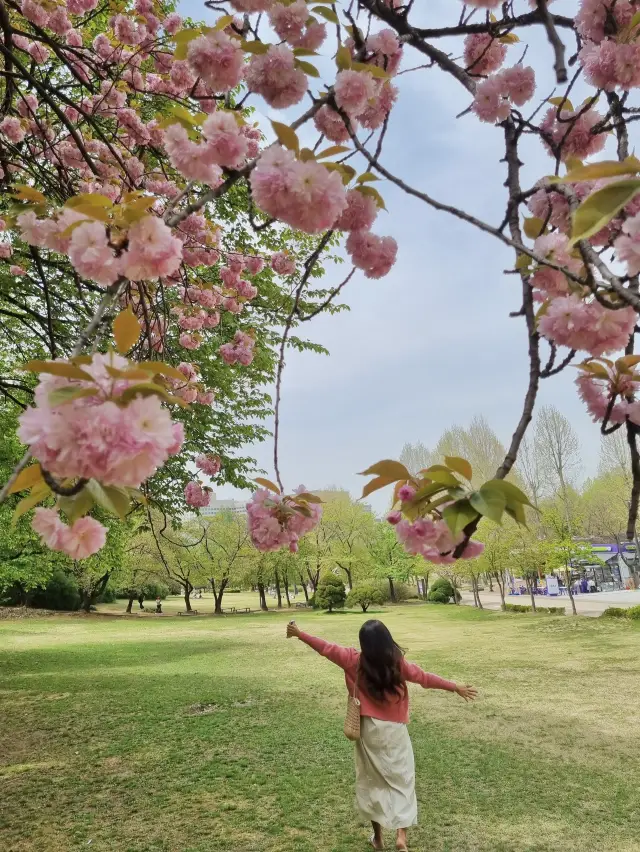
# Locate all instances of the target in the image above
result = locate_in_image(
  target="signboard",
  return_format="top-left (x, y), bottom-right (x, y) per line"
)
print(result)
top-left (546, 575), bottom-right (560, 596)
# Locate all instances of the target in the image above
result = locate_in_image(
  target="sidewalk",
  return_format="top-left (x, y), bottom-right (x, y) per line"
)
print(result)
top-left (459, 588), bottom-right (640, 617)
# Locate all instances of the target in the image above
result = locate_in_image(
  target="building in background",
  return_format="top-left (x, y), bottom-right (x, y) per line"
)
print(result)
top-left (199, 492), bottom-right (246, 518)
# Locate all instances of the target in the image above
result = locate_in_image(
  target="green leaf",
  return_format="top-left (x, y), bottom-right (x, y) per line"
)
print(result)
top-left (421, 465), bottom-right (460, 487)
top-left (242, 40), bottom-right (269, 55)
top-left (113, 307), bottom-right (141, 354)
top-left (336, 44), bottom-right (352, 70)
top-left (22, 360), bottom-right (94, 381)
top-left (443, 500), bottom-right (479, 536)
top-left (523, 216), bottom-right (545, 239)
top-left (469, 486), bottom-right (506, 524)
top-left (118, 381), bottom-right (188, 407)
top-left (299, 148), bottom-right (316, 162)
top-left (356, 185), bottom-right (386, 209)
top-left (295, 492), bottom-right (323, 503)
top-left (12, 485), bottom-right (51, 526)
top-left (295, 59), bottom-right (320, 77)
top-left (48, 386), bottom-right (100, 407)
top-left (570, 179), bottom-right (640, 245)
top-left (316, 145), bottom-right (350, 159)
top-left (10, 184), bottom-right (46, 203)
top-left (213, 14), bottom-right (233, 30)
top-left (293, 48), bottom-right (319, 57)
top-left (359, 460), bottom-right (411, 481)
top-left (548, 96), bottom-right (574, 112)
top-left (86, 481), bottom-right (130, 520)
top-left (57, 489), bottom-right (94, 524)
top-left (137, 361), bottom-right (192, 382)
top-left (270, 120), bottom-right (300, 154)
top-left (559, 157), bottom-right (640, 184)
top-left (483, 479), bottom-right (533, 508)
top-left (312, 5), bottom-right (339, 23)
top-left (505, 502), bottom-right (527, 526)
top-left (171, 28), bottom-right (201, 60)
top-left (444, 456), bottom-right (473, 481)
top-left (65, 193), bottom-right (113, 211)
top-left (577, 361), bottom-right (610, 379)
top-left (351, 61), bottom-right (389, 79)
top-left (8, 464), bottom-right (43, 494)
top-left (515, 253), bottom-right (532, 270)
top-left (356, 172), bottom-right (379, 184)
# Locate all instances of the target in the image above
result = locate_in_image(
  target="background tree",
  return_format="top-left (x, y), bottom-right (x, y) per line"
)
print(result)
top-left (322, 493), bottom-right (376, 590)
top-left (535, 406), bottom-right (582, 532)
top-left (364, 522), bottom-right (418, 603)
top-left (202, 512), bottom-right (251, 614)
top-left (314, 573), bottom-right (346, 613)
top-left (346, 582), bottom-right (386, 613)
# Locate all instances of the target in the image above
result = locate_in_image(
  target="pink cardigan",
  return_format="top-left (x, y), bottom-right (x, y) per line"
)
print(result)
top-left (299, 631), bottom-right (457, 724)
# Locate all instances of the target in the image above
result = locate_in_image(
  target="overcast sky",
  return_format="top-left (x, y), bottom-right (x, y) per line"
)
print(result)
top-left (179, 1), bottom-right (606, 513)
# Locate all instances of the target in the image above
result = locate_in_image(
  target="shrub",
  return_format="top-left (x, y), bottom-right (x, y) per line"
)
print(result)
top-left (626, 605), bottom-right (640, 620)
top-left (30, 570), bottom-right (81, 611)
top-left (308, 592), bottom-right (316, 609)
top-left (97, 586), bottom-right (117, 603)
top-left (602, 607), bottom-right (629, 619)
top-left (393, 582), bottom-right (419, 602)
top-left (504, 603), bottom-right (532, 613)
top-left (315, 574), bottom-right (346, 612)
top-left (346, 583), bottom-right (386, 613)
top-left (428, 590), bottom-right (450, 604)
top-left (536, 606), bottom-right (565, 615)
top-left (428, 577), bottom-right (459, 603)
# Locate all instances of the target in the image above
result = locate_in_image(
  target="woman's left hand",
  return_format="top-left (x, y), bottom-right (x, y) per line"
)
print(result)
top-left (455, 684), bottom-right (478, 702)
top-left (286, 621), bottom-right (301, 639)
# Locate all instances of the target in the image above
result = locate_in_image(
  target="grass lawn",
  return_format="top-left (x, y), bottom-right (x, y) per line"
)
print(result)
top-left (1, 605), bottom-right (639, 852)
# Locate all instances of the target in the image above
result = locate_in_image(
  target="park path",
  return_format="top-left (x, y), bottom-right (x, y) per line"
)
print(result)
top-left (459, 588), bottom-right (640, 617)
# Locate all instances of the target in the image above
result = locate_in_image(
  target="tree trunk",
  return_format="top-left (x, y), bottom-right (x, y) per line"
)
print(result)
top-left (337, 562), bottom-right (352, 590)
top-left (284, 577), bottom-right (291, 607)
top-left (299, 574), bottom-right (310, 602)
top-left (488, 574), bottom-right (494, 592)
top-left (138, 593), bottom-right (145, 610)
top-left (257, 582), bottom-right (268, 612)
top-left (421, 573), bottom-right (430, 600)
top-left (306, 566), bottom-right (319, 591)
top-left (472, 575), bottom-right (483, 609)
top-left (126, 594), bottom-right (135, 614)
top-left (388, 576), bottom-right (396, 603)
top-left (274, 569), bottom-right (283, 609)
top-left (564, 568), bottom-right (577, 615)
top-left (526, 577), bottom-right (537, 612)
top-left (210, 577), bottom-right (228, 614)
top-left (494, 572), bottom-right (506, 611)
top-left (81, 589), bottom-right (92, 613)
top-left (184, 582), bottom-right (192, 612)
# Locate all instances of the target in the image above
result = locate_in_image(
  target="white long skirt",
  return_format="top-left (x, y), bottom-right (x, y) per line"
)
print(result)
top-left (355, 717), bottom-right (418, 830)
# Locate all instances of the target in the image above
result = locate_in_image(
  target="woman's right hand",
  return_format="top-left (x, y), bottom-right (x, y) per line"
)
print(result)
top-left (286, 621), bottom-right (301, 639)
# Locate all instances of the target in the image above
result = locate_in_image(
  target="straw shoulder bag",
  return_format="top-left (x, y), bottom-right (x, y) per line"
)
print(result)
top-left (344, 666), bottom-right (361, 741)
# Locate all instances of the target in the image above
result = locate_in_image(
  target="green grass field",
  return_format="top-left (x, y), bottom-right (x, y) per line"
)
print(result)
top-left (1, 605), bottom-right (639, 852)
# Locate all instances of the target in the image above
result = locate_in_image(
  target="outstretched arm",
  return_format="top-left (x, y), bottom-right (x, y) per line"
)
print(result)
top-left (402, 659), bottom-right (478, 702)
top-left (287, 622), bottom-right (356, 672)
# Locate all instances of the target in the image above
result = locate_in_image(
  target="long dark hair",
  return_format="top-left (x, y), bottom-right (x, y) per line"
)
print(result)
top-left (358, 619), bottom-right (406, 703)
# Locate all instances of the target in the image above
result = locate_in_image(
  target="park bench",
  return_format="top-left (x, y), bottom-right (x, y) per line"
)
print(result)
top-left (222, 607), bottom-right (251, 614)
top-left (178, 610), bottom-right (198, 616)
top-left (295, 602), bottom-right (311, 609)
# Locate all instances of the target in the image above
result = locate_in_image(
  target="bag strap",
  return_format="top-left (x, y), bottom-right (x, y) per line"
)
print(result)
top-left (353, 658), bottom-right (360, 700)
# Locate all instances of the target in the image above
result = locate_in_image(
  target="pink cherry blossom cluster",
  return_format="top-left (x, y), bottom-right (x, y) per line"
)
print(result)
top-left (246, 487), bottom-right (322, 553)
top-left (18, 352), bottom-right (185, 488)
top-left (184, 481), bottom-right (211, 508)
top-left (576, 0), bottom-right (640, 91)
top-left (196, 453), bottom-right (222, 477)
top-left (164, 362), bottom-right (215, 406)
top-left (268, 1), bottom-right (326, 50)
top-left (464, 33), bottom-right (507, 75)
top-left (540, 106), bottom-right (606, 163)
top-left (530, 233), bottom-right (583, 300)
top-left (220, 331), bottom-right (256, 366)
top-left (538, 296), bottom-right (636, 357)
top-left (271, 252), bottom-right (296, 276)
top-left (472, 66), bottom-right (536, 123)
top-left (575, 371), bottom-right (633, 426)
top-left (389, 514), bottom-right (484, 564)
top-left (32, 508), bottom-right (107, 560)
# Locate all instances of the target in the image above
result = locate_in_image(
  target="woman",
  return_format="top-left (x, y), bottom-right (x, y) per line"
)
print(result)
top-left (287, 619), bottom-right (477, 851)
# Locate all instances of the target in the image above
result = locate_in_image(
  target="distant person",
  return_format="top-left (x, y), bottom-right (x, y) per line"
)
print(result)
top-left (286, 619), bottom-right (477, 852)
top-left (138, 594), bottom-right (144, 610)
top-left (155, 597), bottom-right (162, 614)
top-left (588, 578), bottom-right (596, 593)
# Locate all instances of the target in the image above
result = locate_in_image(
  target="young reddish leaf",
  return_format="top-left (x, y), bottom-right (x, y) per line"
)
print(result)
top-left (113, 307), bottom-right (142, 354)
top-left (295, 492), bottom-right (323, 503)
top-left (444, 456), bottom-right (473, 481)
top-left (8, 463), bottom-right (43, 494)
top-left (361, 475), bottom-right (396, 499)
top-left (254, 477), bottom-right (281, 494)
top-left (359, 460), bottom-right (411, 481)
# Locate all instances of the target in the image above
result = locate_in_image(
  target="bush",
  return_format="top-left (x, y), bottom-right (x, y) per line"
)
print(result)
top-left (393, 582), bottom-right (419, 602)
top-left (536, 606), bottom-right (565, 615)
top-left (346, 583), bottom-right (386, 613)
top-left (97, 586), bottom-right (117, 603)
top-left (427, 590), bottom-right (450, 604)
top-left (315, 574), bottom-right (346, 612)
top-left (30, 570), bottom-right (81, 611)
top-left (602, 607), bottom-right (630, 619)
top-left (626, 605), bottom-right (640, 620)
top-left (427, 577), bottom-right (459, 603)
top-left (504, 603), bottom-right (532, 613)
top-left (308, 592), bottom-right (316, 609)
